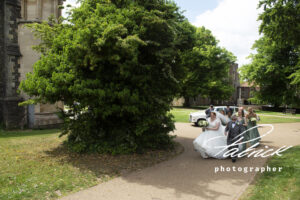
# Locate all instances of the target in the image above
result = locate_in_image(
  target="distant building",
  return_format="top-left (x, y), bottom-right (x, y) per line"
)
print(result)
top-left (237, 82), bottom-right (259, 105)
top-left (0, 0), bottom-right (64, 129)
top-left (228, 63), bottom-right (240, 105)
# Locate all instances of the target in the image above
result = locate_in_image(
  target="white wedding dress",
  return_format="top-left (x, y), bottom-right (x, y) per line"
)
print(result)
top-left (193, 117), bottom-right (228, 159)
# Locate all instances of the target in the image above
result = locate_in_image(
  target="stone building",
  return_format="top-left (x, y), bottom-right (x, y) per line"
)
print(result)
top-left (228, 63), bottom-right (240, 104)
top-left (237, 82), bottom-right (260, 105)
top-left (0, 0), bottom-right (64, 129)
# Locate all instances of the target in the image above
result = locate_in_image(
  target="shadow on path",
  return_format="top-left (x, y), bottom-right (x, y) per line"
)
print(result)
top-left (59, 122), bottom-right (300, 200)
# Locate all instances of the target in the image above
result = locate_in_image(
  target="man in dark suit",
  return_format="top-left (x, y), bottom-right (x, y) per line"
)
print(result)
top-left (205, 105), bottom-right (214, 118)
top-left (225, 105), bottom-right (233, 115)
top-left (225, 115), bottom-right (243, 163)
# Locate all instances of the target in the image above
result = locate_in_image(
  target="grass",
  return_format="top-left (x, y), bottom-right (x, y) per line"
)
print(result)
top-left (239, 146), bottom-right (300, 200)
top-left (258, 115), bottom-right (300, 124)
top-left (0, 129), bottom-right (183, 200)
top-left (170, 107), bottom-right (200, 123)
top-left (170, 108), bottom-right (300, 124)
top-left (255, 110), bottom-right (300, 117)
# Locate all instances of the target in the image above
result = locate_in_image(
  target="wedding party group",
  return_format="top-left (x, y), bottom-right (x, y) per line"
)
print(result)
top-left (193, 105), bottom-right (261, 163)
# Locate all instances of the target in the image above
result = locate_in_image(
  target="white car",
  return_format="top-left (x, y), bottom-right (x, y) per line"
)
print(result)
top-left (189, 106), bottom-right (241, 126)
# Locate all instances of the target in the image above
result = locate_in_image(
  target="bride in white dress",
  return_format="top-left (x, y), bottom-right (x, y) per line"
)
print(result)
top-left (193, 111), bottom-right (228, 159)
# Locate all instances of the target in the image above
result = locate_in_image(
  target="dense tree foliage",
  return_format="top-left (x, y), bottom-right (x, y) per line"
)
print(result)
top-left (240, 0), bottom-right (300, 107)
top-left (258, 0), bottom-right (300, 46)
top-left (181, 27), bottom-right (236, 105)
top-left (21, 0), bottom-right (193, 154)
top-left (240, 36), bottom-right (299, 107)
top-left (20, 0), bottom-right (237, 153)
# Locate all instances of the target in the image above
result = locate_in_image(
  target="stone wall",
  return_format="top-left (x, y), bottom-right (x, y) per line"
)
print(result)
top-left (0, 0), bottom-right (64, 129)
top-left (0, 0), bottom-right (26, 129)
top-left (0, 1), bottom-right (5, 123)
top-left (18, 0), bottom-right (64, 128)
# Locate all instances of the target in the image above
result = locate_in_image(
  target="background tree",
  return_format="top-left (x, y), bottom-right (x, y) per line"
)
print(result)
top-left (20, 0), bottom-right (193, 154)
top-left (259, 0), bottom-right (300, 46)
top-left (240, 36), bottom-right (299, 107)
top-left (240, 0), bottom-right (300, 107)
top-left (181, 27), bottom-right (236, 106)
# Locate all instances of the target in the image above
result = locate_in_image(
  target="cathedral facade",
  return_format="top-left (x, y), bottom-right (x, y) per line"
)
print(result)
top-left (0, 0), bottom-right (64, 129)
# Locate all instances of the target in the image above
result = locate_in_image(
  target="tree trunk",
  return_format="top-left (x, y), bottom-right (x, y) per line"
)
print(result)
top-left (183, 96), bottom-right (190, 107)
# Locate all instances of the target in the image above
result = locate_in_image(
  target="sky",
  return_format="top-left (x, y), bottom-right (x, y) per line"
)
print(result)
top-left (62, 0), bottom-right (262, 66)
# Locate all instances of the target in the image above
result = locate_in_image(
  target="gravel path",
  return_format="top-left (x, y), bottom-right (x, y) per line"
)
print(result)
top-left (61, 123), bottom-right (300, 200)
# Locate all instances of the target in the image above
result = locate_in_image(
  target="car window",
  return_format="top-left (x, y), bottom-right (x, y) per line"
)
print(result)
top-left (235, 108), bottom-right (238, 112)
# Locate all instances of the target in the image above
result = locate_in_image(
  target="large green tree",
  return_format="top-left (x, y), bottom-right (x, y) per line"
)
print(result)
top-left (181, 27), bottom-right (236, 106)
top-left (240, 0), bottom-right (300, 107)
top-left (240, 36), bottom-right (299, 107)
top-left (259, 0), bottom-right (300, 46)
top-left (259, 0), bottom-right (300, 86)
top-left (20, 0), bottom-right (193, 154)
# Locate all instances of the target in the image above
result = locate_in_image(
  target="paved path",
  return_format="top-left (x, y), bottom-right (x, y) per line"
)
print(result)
top-left (61, 123), bottom-right (300, 200)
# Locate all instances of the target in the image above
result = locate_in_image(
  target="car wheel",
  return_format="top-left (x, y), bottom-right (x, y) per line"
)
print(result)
top-left (196, 119), bottom-right (206, 127)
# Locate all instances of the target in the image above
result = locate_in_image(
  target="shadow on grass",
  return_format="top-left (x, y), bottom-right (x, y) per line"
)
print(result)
top-left (0, 129), bottom-right (60, 138)
top-left (44, 142), bottom-right (184, 179)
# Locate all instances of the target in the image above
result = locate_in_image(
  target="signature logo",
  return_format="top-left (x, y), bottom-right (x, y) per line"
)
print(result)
top-left (204, 124), bottom-right (293, 158)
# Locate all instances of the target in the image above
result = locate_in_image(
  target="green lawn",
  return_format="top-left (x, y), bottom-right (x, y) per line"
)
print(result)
top-left (255, 110), bottom-right (300, 117)
top-left (0, 129), bottom-right (98, 200)
top-left (240, 146), bottom-right (300, 200)
top-left (170, 107), bottom-right (200, 123)
top-left (170, 108), bottom-right (300, 124)
top-left (0, 129), bottom-right (182, 200)
top-left (258, 115), bottom-right (300, 124)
